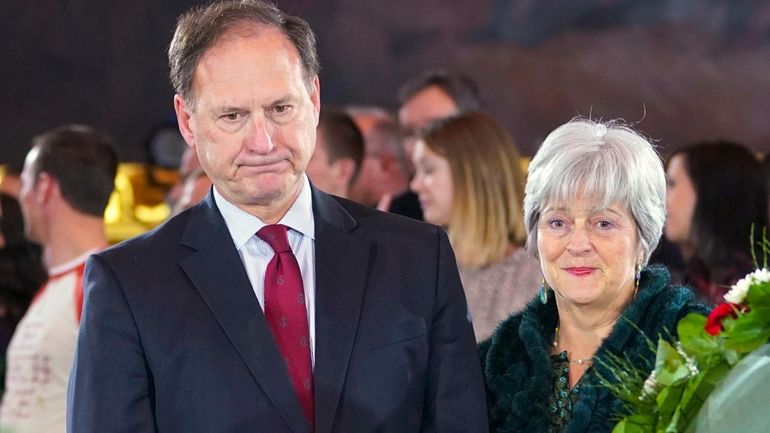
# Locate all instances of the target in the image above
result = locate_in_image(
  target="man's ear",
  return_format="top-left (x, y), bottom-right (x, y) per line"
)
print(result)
top-left (333, 158), bottom-right (357, 188)
top-left (309, 75), bottom-right (321, 126)
top-left (34, 172), bottom-right (58, 206)
top-left (174, 94), bottom-right (196, 150)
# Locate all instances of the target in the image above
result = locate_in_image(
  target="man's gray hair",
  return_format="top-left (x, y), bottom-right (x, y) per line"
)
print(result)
top-left (523, 118), bottom-right (666, 265)
top-left (168, 0), bottom-right (319, 111)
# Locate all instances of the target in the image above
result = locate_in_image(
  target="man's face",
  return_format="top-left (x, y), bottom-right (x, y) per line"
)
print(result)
top-left (175, 25), bottom-right (320, 215)
top-left (398, 85), bottom-right (459, 160)
top-left (18, 147), bottom-right (44, 243)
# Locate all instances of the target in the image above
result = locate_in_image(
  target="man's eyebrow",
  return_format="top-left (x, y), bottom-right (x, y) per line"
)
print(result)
top-left (267, 95), bottom-right (296, 107)
top-left (214, 105), bottom-right (245, 113)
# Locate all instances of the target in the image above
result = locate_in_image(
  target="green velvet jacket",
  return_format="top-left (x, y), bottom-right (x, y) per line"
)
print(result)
top-left (479, 265), bottom-right (710, 433)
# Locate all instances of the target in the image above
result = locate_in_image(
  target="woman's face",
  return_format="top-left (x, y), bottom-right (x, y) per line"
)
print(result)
top-left (410, 140), bottom-right (454, 226)
top-left (537, 197), bottom-right (639, 308)
top-left (665, 154), bottom-right (697, 245)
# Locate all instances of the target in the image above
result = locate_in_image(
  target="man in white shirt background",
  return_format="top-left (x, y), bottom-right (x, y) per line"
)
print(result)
top-left (0, 124), bottom-right (117, 433)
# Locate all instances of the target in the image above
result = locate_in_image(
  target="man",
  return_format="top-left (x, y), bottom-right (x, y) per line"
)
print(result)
top-left (0, 125), bottom-right (117, 433)
top-left (305, 108), bottom-right (363, 199)
top-left (397, 69), bottom-right (482, 161)
top-left (346, 107), bottom-right (411, 210)
top-left (388, 69), bottom-right (482, 220)
top-left (68, 2), bottom-right (488, 433)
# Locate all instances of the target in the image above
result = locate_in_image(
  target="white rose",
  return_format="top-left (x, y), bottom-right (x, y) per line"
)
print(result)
top-left (752, 268), bottom-right (770, 283)
top-left (724, 276), bottom-right (751, 304)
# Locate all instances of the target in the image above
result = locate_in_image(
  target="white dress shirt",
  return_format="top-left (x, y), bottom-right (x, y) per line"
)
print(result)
top-left (213, 176), bottom-right (316, 366)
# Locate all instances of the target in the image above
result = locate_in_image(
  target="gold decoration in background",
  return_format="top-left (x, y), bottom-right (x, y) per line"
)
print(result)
top-left (104, 163), bottom-right (177, 243)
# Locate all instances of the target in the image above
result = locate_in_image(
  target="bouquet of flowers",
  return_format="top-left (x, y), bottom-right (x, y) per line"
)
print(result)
top-left (599, 240), bottom-right (770, 433)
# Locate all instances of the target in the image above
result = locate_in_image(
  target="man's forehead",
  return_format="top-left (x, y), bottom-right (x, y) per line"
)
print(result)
top-left (190, 25), bottom-right (307, 100)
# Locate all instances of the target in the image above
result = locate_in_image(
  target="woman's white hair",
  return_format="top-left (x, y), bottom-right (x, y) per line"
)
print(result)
top-left (523, 118), bottom-right (666, 265)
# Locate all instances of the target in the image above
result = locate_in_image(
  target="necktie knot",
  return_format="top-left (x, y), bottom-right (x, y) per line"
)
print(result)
top-left (257, 224), bottom-right (292, 253)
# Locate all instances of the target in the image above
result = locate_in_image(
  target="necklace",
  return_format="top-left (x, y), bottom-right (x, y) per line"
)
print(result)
top-left (552, 325), bottom-right (594, 366)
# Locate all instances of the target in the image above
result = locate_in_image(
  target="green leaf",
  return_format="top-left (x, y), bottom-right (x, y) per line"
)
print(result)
top-left (656, 384), bottom-right (685, 424)
top-left (677, 314), bottom-right (718, 357)
top-left (654, 341), bottom-right (690, 386)
top-left (746, 306), bottom-right (770, 327)
top-left (677, 361), bottom-right (731, 427)
top-left (613, 414), bottom-right (656, 433)
top-left (723, 322), bottom-right (770, 354)
top-left (722, 348), bottom-right (740, 365)
top-left (747, 281), bottom-right (770, 307)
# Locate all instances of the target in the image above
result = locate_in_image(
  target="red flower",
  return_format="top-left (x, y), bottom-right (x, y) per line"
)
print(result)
top-left (705, 303), bottom-right (742, 336)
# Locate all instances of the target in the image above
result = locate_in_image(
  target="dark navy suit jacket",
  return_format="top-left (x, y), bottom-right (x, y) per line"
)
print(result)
top-left (68, 187), bottom-right (488, 433)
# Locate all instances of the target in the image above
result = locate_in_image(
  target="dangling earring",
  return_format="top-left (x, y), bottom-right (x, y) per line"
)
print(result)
top-left (634, 260), bottom-right (642, 298)
top-left (540, 278), bottom-right (550, 304)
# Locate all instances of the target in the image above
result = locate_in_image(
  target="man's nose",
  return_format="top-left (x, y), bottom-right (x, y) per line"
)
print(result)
top-left (410, 173), bottom-right (423, 193)
top-left (244, 118), bottom-right (275, 154)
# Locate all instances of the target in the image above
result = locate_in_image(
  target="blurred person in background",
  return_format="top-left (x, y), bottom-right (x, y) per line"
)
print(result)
top-left (480, 119), bottom-right (708, 432)
top-left (398, 69), bottom-right (482, 159)
top-left (665, 141), bottom-right (768, 305)
top-left (305, 107), bottom-right (364, 198)
top-left (392, 69), bottom-right (483, 221)
top-left (410, 112), bottom-right (540, 341)
top-left (0, 193), bottom-right (47, 395)
top-left (168, 146), bottom-right (212, 215)
top-left (0, 125), bottom-right (117, 433)
top-left (347, 106), bottom-right (411, 209)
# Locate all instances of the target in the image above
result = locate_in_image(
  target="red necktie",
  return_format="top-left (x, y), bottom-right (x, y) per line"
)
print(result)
top-left (257, 224), bottom-right (314, 429)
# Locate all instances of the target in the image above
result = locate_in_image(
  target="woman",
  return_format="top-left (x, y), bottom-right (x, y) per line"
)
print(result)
top-left (480, 119), bottom-right (709, 432)
top-left (665, 141), bottom-right (767, 305)
top-left (411, 112), bottom-right (540, 341)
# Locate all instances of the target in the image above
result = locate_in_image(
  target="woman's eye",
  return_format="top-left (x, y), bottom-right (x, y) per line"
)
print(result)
top-left (596, 220), bottom-right (614, 229)
top-left (548, 219), bottom-right (566, 229)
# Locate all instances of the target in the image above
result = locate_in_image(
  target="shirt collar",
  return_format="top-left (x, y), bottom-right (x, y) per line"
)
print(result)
top-left (48, 247), bottom-right (102, 277)
top-left (213, 174), bottom-right (315, 249)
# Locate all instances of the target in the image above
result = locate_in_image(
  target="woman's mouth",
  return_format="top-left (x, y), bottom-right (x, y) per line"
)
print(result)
top-left (564, 267), bottom-right (595, 277)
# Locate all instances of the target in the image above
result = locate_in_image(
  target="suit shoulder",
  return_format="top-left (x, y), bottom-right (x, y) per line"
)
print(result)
top-left (334, 196), bottom-right (439, 238)
top-left (97, 209), bottom-right (191, 263)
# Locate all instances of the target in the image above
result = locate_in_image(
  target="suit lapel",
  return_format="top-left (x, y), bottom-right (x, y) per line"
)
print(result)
top-left (179, 194), bottom-right (309, 433)
top-left (311, 189), bottom-right (372, 433)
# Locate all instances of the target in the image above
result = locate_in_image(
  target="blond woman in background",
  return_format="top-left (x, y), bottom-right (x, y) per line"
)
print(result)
top-left (411, 111), bottom-right (541, 341)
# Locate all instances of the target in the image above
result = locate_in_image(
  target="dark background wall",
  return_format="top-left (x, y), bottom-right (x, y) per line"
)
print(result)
top-left (2, 0), bottom-right (769, 167)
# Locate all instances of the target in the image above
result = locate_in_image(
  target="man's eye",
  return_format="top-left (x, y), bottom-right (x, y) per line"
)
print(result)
top-left (273, 105), bottom-right (291, 114)
top-left (222, 112), bottom-right (241, 121)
